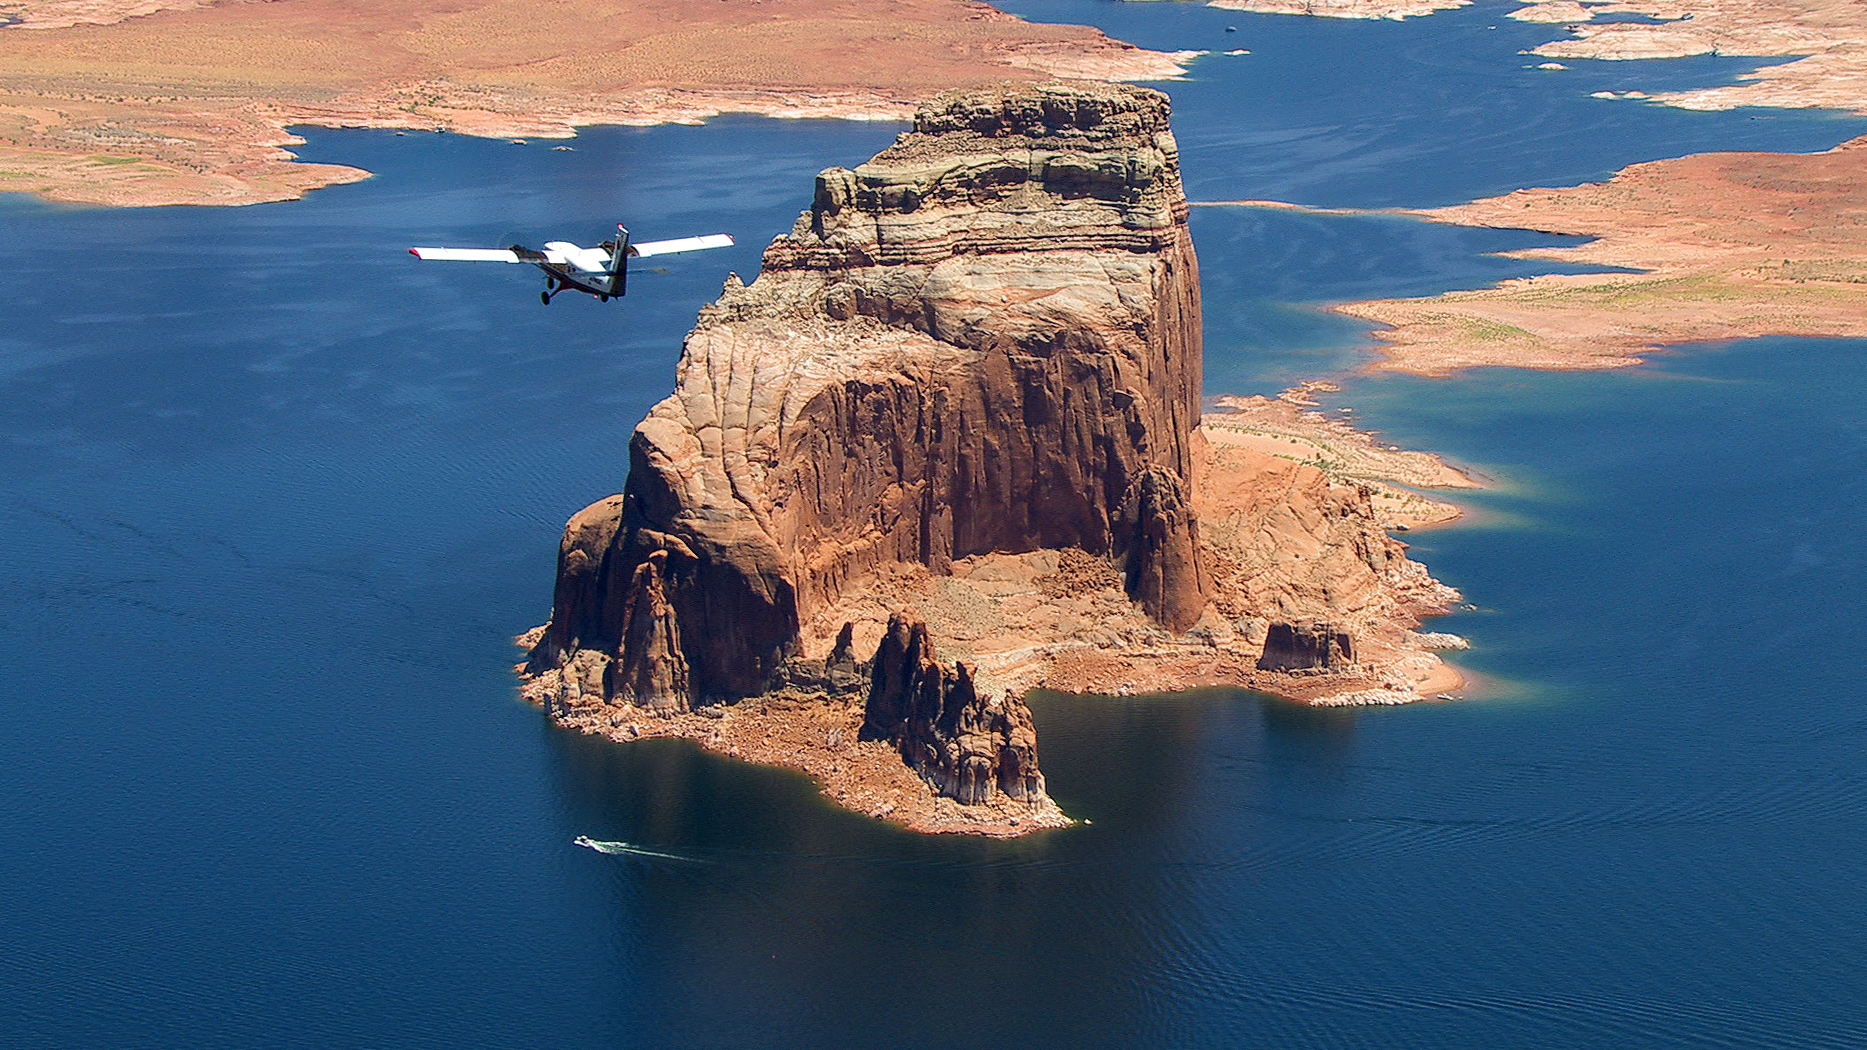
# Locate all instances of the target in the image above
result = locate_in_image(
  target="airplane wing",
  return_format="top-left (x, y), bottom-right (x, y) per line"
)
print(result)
top-left (629, 234), bottom-right (734, 258)
top-left (408, 247), bottom-right (524, 263)
top-left (411, 244), bottom-right (608, 270)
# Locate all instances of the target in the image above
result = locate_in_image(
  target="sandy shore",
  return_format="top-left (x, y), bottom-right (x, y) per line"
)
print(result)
top-left (1215, 0), bottom-right (1867, 114)
top-left (1304, 136), bottom-right (1867, 373)
top-left (1511, 0), bottom-right (1867, 115)
top-left (1211, 0), bottom-right (1867, 119)
top-left (1207, 0), bottom-right (1469, 19)
top-left (1180, 0), bottom-right (1867, 374)
top-left (0, 0), bottom-right (1196, 206)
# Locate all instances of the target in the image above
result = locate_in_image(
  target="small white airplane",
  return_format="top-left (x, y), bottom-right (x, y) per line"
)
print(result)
top-left (409, 224), bottom-right (733, 305)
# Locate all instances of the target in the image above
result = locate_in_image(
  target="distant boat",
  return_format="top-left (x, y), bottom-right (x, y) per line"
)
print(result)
top-left (573, 835), bottom-right (699, 863)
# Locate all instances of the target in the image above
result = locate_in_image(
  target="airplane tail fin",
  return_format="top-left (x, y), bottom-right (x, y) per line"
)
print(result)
top-left (607, 225), bottom-right (630, 298)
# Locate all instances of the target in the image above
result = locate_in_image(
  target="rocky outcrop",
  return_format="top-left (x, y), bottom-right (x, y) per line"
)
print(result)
top-left (771, 622), bottom-right (868, 697)
top-left (528, 81), bottom-right (1209, 723)
top-left (861, 612), bottom-right (1045, 804)
top-left (1256, 621), bottom-right (1356, 672)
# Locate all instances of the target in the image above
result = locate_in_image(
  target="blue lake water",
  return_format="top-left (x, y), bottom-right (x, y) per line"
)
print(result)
top-left (4, 2), bottom-right (1867, 1047)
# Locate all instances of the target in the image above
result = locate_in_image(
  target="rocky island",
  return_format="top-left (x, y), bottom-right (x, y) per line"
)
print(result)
top-left (517, 82), bottom-right (1469, 835)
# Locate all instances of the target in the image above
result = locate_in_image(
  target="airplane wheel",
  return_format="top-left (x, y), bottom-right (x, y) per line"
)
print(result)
top-left (541, 291), bottom-right (551, 305)
top-left (599, 294), bottom-right (610, 303)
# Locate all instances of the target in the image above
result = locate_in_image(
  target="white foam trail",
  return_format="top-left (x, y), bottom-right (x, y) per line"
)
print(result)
top-left (573, 835), bottom-right (700, 863)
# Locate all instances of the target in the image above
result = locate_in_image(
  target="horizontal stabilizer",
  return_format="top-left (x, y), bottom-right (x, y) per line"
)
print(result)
top-left (542, 241), bottom-right (614, 273)
top-left (629, 234), bottom-right (734, 258)
top-left (408, 247), bottom-right (523, 263)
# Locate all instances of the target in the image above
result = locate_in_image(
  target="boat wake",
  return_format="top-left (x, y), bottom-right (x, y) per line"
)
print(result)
top-left (573, 835), bottom-right (702, 863)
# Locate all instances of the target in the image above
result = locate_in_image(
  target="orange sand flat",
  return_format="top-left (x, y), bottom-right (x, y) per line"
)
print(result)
top-left (1190, 0), bottom-right (1867, 375)
top-left (1331, 138), bottom-right (1867, 373)
top-left (0, 0), bottom-right (1194, 205)
top-left (1512, 0), bottom-right (1867, 114)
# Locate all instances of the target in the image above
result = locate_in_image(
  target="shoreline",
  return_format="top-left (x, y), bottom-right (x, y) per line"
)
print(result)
top-left (516, 394), bottom-right (1482, 837)
top-left (1213, 0), bottom-right (1867, 117)
top-left (13, 0), bottom-right (1865, 208)
top-left (1195, 120), bottom-right (1867, 377)
top-left (519, 653), bottom-right (1074, 838)
top-left (0, 0), bottom-right (1196, 207)
top-left (1327, 135), bottom-right (1867, 375)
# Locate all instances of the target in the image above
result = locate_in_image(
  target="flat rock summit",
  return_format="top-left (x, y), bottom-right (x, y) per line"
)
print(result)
top-left (519, 82), bottom-right (1465, 834)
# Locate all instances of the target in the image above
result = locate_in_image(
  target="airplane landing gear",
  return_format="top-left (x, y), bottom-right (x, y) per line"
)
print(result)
top-left (541, 290), bottom-right (551, 305)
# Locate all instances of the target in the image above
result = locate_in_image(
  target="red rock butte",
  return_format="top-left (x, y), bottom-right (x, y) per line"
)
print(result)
top-left (527, 82), bottom-right (1206, 808)
top-left (519, 82), bottom-right (1467, 830)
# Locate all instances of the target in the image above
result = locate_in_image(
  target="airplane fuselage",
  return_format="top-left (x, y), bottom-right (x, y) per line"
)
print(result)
top-left (408, 225), bottom-right (731, 305)
top-left (516, 238), bottom-right (626, 305)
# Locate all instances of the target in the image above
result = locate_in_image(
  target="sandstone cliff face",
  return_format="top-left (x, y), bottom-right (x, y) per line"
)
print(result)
top-left (531, 82), bottom-right (1209, 715)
